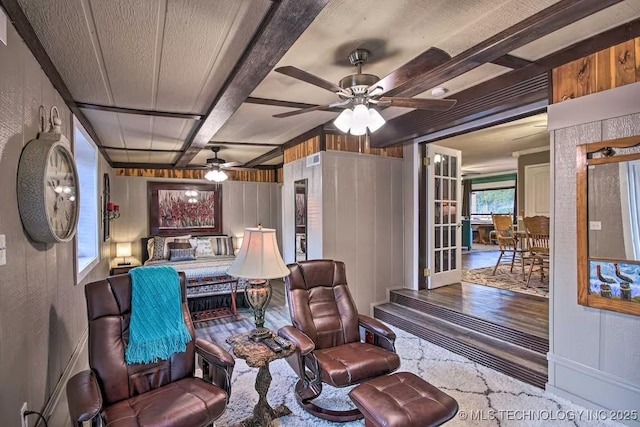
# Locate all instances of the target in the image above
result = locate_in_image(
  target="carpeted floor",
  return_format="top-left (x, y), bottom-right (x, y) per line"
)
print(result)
top-left (194, 287), bottom-right (619, 426)
top-left (463, 266), bottom-right (549, 298)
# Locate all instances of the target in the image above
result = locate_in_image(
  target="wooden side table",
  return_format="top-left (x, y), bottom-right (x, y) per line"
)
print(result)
top-left (226, 331), bottom-right (295, 427)
top-left (110, 263), bottom-right (140, 275)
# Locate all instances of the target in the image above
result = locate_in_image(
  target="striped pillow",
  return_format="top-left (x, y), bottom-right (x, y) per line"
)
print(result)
top-left (209, 236), bottom-right (234, 256)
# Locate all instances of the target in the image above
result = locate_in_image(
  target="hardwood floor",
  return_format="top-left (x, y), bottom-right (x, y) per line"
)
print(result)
top-left (462, 248), bottom-right (501, 269)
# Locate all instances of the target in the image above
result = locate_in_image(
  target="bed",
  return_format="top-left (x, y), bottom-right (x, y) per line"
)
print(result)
top-left (141, 235), bottom-right (248, 322)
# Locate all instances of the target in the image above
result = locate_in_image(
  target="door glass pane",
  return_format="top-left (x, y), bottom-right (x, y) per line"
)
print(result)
top-left (442, 155), bottom-right (450, 177)
top-left (435, 202), bottom-right (442, 225)
top-left (435, 178), bottom-right (441, 200)
top-left (451, 179), bottom-right (457, 200)
top-left (451, 227), bottom-right (456, 247)
top-left (443, 250), bottom-right (449, 271)
top-left (451, 156), bottom-right (457, 176)
top-left (442, 203), bottom-right (449, 224)
top-left (435, 226), bottom-right (441, 249)
top-left (443, 226), bottom-right (449, 247)
top-left (451, 248), bottom-right (457, 270)
top-left (443, 179), bottom-right (449, 200)
top-left (450, 202), bottom-right (457, 224)
top-left (435, 154), bottom-right (441, 176)
top-left (435, 250), bottom-right (441, 273)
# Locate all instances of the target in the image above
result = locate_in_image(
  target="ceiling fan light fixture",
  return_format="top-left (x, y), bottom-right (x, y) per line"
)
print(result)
top-left (333, 108), bottom-right (353, 133)
top-left (350, 104), bottom-right (369, 135)
top-left (205, 169), bottom-right (228, 182)
top-left (367, 108), bottom-right (386, 133)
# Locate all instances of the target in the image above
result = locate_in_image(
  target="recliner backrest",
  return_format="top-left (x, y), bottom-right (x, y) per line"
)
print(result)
top-left (85, 272), bottom-right (195, 405)
top-left (285, 260), bottom-right (360, 349)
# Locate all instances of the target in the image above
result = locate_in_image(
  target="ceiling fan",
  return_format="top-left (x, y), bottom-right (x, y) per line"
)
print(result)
top-left (197, 146), bottom-right (246, 182)
top-left (273, 48), bottom-right (457, 135)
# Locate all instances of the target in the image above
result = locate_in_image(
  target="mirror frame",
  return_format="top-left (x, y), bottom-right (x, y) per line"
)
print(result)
top-left (577, 135), bottom-right (640, 316)
top-left (294, 179), bottom-right (308, 261)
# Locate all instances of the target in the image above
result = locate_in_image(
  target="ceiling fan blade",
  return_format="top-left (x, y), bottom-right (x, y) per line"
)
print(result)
top-left (381, 97), bottom-right (457, 111)
top-left (275, 66), bottom-right (342, 93)
top-left (273, 104), bottom-right (335, 118)
top-left (369, 47), bottom-right (451, 95)
top-left (220, 161), bottom-right (242, 168)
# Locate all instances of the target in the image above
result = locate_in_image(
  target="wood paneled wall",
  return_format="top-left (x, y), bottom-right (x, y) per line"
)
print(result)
top-left (282, 132), bottom-right (404, 165)
top-left (283, 135), bottom-right (321, 163)
top-left (325, 133), bottom-right (403, 158)
top-left (552, 36), bottom-right (640, 103)
top-left (115, 167), bottom-right (277, 182)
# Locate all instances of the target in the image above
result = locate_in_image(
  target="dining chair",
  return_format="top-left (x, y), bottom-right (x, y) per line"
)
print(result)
top-left (523, 216), bottom-right (550, 287)
top-left (491, 214), bottom-right (526, 277)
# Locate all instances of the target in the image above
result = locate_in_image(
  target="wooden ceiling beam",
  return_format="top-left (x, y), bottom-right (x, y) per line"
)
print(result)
top-left (174, 0), bottom-right (330, 167)
top-left (206, 141), bottom-right (280, 147)
top-left (386, 0), bottom-right (625, 98)
top-left (0, 0), bottom-right (113, 163)
top-left (368, 16), bottom-right (640, 148)
top-left (76, 102), bottom-right (202, 120)
top-left (490, 54), bottom-right (533, 69)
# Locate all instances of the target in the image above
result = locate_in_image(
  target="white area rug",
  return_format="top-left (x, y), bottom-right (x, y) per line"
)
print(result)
top-left (211, 326), bottom-right (622, 427)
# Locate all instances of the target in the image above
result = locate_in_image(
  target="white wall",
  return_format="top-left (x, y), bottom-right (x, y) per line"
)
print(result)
top-left (547, 82), bottom-right (640, 427)
top-left (111, 176), bottom-right (281, 261)
top-left (283, 151), bottom-right (404, 315)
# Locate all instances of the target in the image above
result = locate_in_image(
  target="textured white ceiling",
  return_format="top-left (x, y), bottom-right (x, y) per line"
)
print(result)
top-left (16, 0), bottom-right (633, 168)
top-left (434, 113), bottom-right (549, 174)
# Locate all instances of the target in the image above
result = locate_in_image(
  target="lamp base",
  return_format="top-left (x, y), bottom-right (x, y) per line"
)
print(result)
top-left (249, 327), bottom-right (272, 342)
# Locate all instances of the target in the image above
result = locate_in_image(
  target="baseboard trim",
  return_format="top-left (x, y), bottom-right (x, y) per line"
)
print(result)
top-left (40, 328), bottom-right (88, 425)
top-left (547, 352), bottom-right (640, 394)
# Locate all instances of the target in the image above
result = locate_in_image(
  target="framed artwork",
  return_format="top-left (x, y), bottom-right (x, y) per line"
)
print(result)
top-left (103, 173), bottom-right (110, 242)
top-left (148, 182), bottom-right (222, 236)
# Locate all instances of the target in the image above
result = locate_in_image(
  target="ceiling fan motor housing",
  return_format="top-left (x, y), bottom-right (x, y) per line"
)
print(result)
top-left (339, 73), bottom-right (380, 92)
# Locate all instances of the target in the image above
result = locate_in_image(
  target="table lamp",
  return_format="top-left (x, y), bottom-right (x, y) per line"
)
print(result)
top-left (227, 226), bottom-right (289, 342)
top-left (116, 242), bottom-right (132, 266)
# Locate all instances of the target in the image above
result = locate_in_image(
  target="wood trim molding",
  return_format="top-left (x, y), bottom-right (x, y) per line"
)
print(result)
top-left (115, 167), bottom-right (277, 182)
top-left (0, 0), bottom-right (112, 163)
top-left (175, 0), bottom-right (329, 167)
top-left (76, 102), bottom-right (202, 120)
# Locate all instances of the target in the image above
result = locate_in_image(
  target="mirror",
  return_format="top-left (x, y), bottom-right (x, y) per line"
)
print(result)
top-left (295, 179), bottom-right (307, 261)
top-left (577, 135), bottom-right (640, 316)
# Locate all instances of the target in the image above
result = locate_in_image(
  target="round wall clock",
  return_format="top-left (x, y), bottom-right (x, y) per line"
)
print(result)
top-left (17, 137), bottom-right (80, 243)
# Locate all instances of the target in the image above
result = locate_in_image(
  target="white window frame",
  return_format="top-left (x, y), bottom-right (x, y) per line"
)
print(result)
top-left (74, 117), bottom-right (100, 282)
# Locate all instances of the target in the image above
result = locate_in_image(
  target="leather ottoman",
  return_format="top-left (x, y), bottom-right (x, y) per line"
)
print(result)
top-left (349, 372), bottom-right (458, 427)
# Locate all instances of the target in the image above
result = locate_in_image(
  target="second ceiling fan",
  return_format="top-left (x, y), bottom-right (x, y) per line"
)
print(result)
top-left (273, 48), bottom-right (457, 135)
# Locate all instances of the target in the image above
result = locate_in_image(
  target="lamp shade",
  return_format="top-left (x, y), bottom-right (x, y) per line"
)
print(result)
top-left (227, 227), bottom-right (289, 279)
top-left (116, 242), bottom-right (132, 258)
top-left (205, 169), bottom-right (228, 182)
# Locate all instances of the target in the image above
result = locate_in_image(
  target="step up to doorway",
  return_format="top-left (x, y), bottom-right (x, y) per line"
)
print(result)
top-left (375, 298), bottom-right (548, 389)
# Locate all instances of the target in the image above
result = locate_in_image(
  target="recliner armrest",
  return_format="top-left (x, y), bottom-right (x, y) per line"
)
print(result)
top-left (195, 338), bottom-right (235, 369)
top-left (66, 370), bottom-right (103, 426)
top-left (278, 325), bottom-right (315, 355)
top-left (358, 315), bottom-right (396, 341)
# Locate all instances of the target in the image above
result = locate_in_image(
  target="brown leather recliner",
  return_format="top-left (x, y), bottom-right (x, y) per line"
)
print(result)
top-left (66, 272), bottom-right (235, 427)
top-left (278, 260), bottom-right (400, 422)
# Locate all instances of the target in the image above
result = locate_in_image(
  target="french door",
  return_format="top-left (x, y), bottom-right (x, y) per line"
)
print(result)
top-left (425, 144), bottom-right (462, 289)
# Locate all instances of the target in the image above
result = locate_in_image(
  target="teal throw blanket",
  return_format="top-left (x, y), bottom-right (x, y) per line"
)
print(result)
top-left (125, 266), bottom-right (192, 364)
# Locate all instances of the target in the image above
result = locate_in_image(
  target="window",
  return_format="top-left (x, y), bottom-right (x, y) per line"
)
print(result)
top-left (470, 187), bottom-right (516, 222)
top-left (74, 118), bottom-right (99, 280)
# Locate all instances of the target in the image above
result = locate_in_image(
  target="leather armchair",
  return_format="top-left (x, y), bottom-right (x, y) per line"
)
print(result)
top-left (278, 260), bottom-right (400, 422)
top-left (66, 272), bottom-right (234, 427)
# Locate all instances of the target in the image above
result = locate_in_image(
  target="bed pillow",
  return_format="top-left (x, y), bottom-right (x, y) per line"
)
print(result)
top-left (168, 241), bottom-right (191, 250)
top-left (193, 238), bottom-right (215, 257)
top-left (148, 235), bottom-right (192, 261)
top-left (208, 236), bottom-right (234, 256)
top-left (169, 247), bottom-right (197, 262)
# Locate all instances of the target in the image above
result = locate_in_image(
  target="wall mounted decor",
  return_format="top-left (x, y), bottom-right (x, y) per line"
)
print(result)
top-left (17, 106), bottom-right (79, 243)
top-left (577, 135), bottom-right (640, 316)
top-left (148, 182), bottom-right (222, 236)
